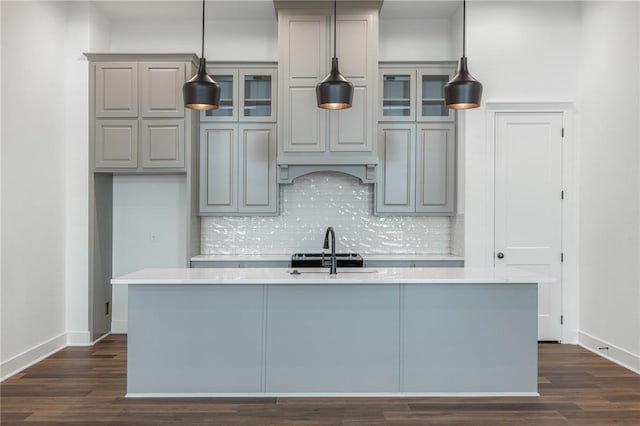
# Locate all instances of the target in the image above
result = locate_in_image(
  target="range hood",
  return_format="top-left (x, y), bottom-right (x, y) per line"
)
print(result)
top-left (276, 1), bottom-right (381, 185)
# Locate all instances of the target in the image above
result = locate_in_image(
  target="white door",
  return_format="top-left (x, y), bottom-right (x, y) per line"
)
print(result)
top-left (494, 112), bottom-right (563, 341)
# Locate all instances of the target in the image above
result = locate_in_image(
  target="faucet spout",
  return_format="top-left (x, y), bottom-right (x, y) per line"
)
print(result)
top-left (323, 227), bottom-right (337, 275)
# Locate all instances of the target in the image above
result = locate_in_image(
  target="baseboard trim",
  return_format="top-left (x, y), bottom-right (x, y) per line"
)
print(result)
top-left (578, 330), bottom-right (640, 375)
top-left (126, 392), bottom-right (540, 398)
top-left (0, 333), bottom-right (67, 382)
top-left (66, 331), bottom-right (92, 346)
top-left (111, 320), bottom-right (128, 334)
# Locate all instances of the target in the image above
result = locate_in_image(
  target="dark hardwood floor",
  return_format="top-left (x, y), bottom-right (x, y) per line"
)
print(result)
top-left (1, 335), bottom-right (639, 425)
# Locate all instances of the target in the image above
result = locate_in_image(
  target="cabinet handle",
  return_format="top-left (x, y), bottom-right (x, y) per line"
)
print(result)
top-left (497, 252), bottom-right (505, 259)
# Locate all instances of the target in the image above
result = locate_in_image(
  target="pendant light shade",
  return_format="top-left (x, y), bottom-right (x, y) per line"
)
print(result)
top-left (444, 58), bottom-right (482, 109)
top-left (316, 0), bottom-right (353, 110)
top-left (316, 57), bottom-right (354, 110)
top-left (183, 0), bottom-right (220, 110)
top-left (184, 58), bottom-right (221, 110)
top-left (444, 0), bottom-right (482, 110)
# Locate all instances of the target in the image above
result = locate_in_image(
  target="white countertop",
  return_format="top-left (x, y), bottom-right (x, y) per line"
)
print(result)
top-left (111, 267), bottom-right (549, 285)
top-left (190, 254), bottom-right (464, 262)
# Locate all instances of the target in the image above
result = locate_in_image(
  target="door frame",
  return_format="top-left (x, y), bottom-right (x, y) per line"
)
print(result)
top-left (485, 102), bottom-right (578, 344)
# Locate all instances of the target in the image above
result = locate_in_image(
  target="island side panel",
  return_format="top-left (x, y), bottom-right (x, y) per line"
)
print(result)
top-left (265, 284), bottom-right (401, 393)
top-left (402, 283), bottom-right (538, 393)
top-left (127, 284), bottom-right (264, 394)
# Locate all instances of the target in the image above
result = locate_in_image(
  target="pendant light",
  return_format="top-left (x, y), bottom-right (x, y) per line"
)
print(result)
top-left (316, 0), bottom-right (354, 110)
top-left (444, 0), bottom-right (483, 110)
top-left (183, 0), bottom-right (220, 110)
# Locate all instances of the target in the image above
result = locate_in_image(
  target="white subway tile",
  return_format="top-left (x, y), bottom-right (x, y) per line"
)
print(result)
top-left (202, 172), bottom-right (452, 255)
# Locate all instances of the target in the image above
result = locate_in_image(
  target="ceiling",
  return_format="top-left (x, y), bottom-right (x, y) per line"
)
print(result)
top-left (92, 0), bottom-right (462, 21)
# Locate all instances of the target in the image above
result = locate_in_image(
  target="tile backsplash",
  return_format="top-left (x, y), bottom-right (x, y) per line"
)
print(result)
top-left (201, 172), bottom-right (452, 255)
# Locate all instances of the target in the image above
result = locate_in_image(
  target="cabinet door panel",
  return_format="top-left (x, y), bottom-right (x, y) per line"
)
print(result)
top-left (200, 125), bottom-right (238, 213)
top-left (285, 87), bottom-right (325, 152)
top-left (239, 69), bottom-right (277, 122)
top-left (287, 17), bottom-right (325, 82)
top-left (95, 63), bottom-right (138, 118)
top-left (416, 123), bottom-right (455, 214)
top-left (200, 70), bottom-right (239, 122)
top-left (376, 124), bottom-right (415, 213)
top-left (337, 18), bottom-right (368, 80)
top-left (95, 120), bottom-right (138, 169)
top-left (332, 87), bottom-right (369, 152)
top-left (141, 120), bottom-right (184, 169)
top-left (379, 69), bottom-right (415, 122)
top-left (417, 67), bottom-right (454, 122)
top-left (141, 62), bottom-right (185, 118)
top-left (239, 124), bottom-right (277, 213)
top-left (278, 9), bottom-right (376, 166)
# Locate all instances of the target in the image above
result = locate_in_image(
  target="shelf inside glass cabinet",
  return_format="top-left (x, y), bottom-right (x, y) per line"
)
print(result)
top-left (382, 74), bottom-right (411, 117)
top-left (244, 75), bottom-right (272, 117)
top-left (421, 75), bottom-right (448, 117)
top-left (205, 75), bottom-right (234, 117)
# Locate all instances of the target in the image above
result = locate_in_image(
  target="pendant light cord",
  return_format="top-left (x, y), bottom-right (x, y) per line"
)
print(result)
top-left (201, 0), bottom-right (205, 58)
top-left (462, 0), bottom-right (466, 57)
top-left (333, 0), bottom-right (337, 58)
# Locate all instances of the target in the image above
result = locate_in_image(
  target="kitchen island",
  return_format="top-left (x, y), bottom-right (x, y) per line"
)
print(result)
top-left (112, 267), bottom-right (541, 397)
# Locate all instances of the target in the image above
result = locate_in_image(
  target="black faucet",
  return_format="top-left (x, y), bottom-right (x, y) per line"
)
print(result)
top-left (323, 226), bottom-right (337, 275)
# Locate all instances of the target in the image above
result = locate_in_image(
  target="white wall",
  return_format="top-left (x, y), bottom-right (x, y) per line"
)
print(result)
top-left (379, 18), bottom-right (453, 61)
top-left (460, 1), bottom-right (582, 343)
top-left (111, 175), bottom-right (188, 333)
top-left (578, 1), bottom-right (640, 372)
top-left (63, 2), bottom-right (110, 347)
top-left (1, 1), bottom-right (69, 378)
top-left (463, 1), bottom-right (582, 267)
top-left (63, 2), bottom-right (91, 346)
top-left (109, 18), bottom-right (278, 61)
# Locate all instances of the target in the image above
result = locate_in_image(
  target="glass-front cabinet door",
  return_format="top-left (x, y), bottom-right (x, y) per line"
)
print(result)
top-left (417, 67), bottom-right (454, 122)
top-left (239, 69), bottom-right (277, 122)
top-left (379, 69), bottom-right (415, 121)
top-left (200, 68), bottom-right (276, 122)
top-left (200, 69), bottom-right (238, 121)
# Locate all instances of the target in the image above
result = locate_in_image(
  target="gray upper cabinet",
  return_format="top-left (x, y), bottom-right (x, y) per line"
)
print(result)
top-left (239, 124), bottom-right (278, 213)
top-left (200, 123), bottom-right (277, 215)
top-left (200, 69), bottom-right (239, 122)
top-left (276, 4), bottom-right (380, 183)
top-left (141, 62), bottom-right (185, 118)
top-left (376, 123), bottom-right (415, 214)
top-left (376, 62), bottom-right (457, 216)
top-left (198, 63), bottom-right (278, 216)
top-left (200, 65), bottom-right (277, 123)
top-left (379, 69), bottom-right (415, 122)
top-left (416, 123), bottom-right (455, 213)
top-left (376, 122), bottom-right (455, 215)
top-left (417, 67), bottom-right (454, 122)
top-left (95, 119), bottom-right (139, 169)
top-left (88, 54), bottom-right (197, 173)
top-left (200, 124), bottom-right (238, 213)
top-left (240, 69), bottom-right (277, 122)
top-left (95, 62), bottom-right (138, 118)
top-left (141, 119), bottom-right (185, 169)
top-left (379, 64), bottom-right (455, 122)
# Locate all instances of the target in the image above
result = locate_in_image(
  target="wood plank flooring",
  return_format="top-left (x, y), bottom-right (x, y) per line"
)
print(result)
top-left (2, 335), bottom-right (639, 425)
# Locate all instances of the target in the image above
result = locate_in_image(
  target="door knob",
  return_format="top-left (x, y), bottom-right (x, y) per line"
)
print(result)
top-left (497, 252), bottom-right (504, 259)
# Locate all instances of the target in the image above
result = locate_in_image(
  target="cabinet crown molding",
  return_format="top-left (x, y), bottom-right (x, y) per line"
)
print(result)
top-left (84, 53), bottom-right (199, 65)
top-left (274, 1), bottom-right (383, 14)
